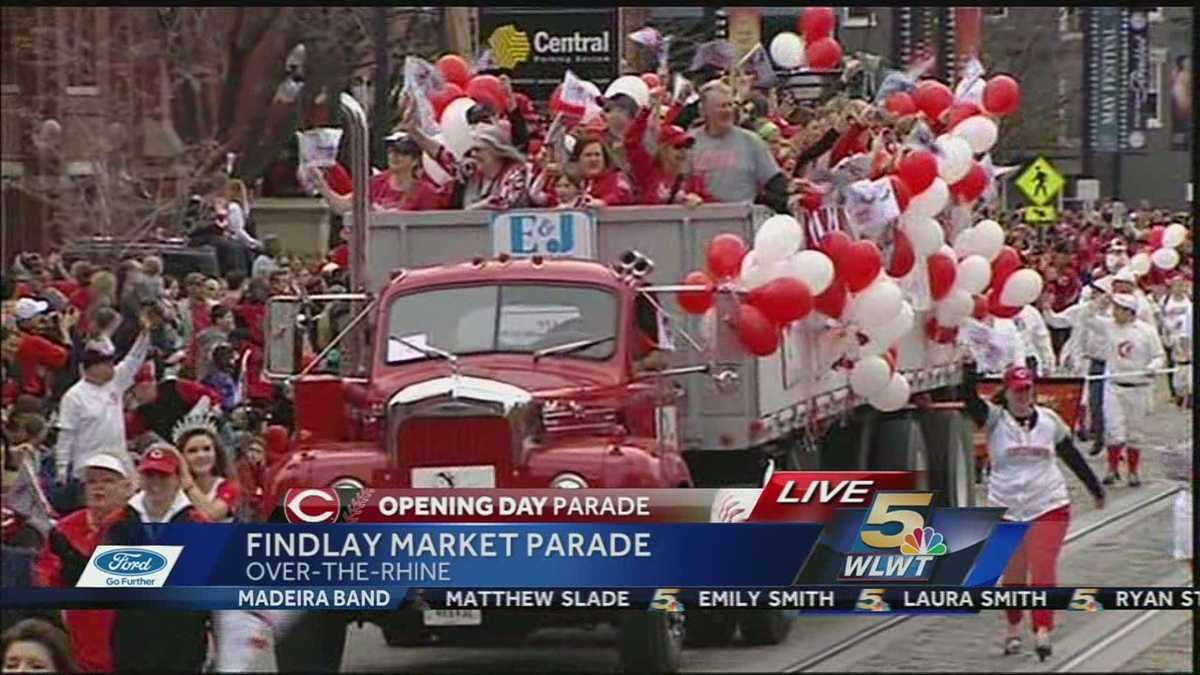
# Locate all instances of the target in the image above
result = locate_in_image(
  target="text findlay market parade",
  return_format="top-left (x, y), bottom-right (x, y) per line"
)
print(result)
top-left (0, 5), bottom-right (1194, 675)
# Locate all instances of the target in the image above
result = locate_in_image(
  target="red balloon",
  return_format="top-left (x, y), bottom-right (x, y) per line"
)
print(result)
top-left (944, 101), bottom-right (983, 131)
top-left (747, 277), bottom-right (814, 325)
top-left (819, 231), bottom-right (853, 271)
top-left (430, 83), bottom-right (466, 120)
top-left (884, 93), bottom-right (917, 118)
top-left (912, 80), bottom-right (954, 122)
top-left (988, 287), bottom-right (1021, 319)
top-left (843, 241), bottom-right (883, 293)
top-left (887, 230), bottom-right (916, 278)
top-left (949, 162), bottom-right (988, 204)
top-left (640, 72), bottom-right (661, 92)
top-left (889, 175), bottom-right (912, 212)
top-left (814, 278), bottom-right (848, 320)
top-left (677, 270), bottom-right (716, 315)
top-left (971, 294), bottom-right (989, 320)
top-left (706, 234), bottom-right (748, 280)
top-left (805, 37), bottom-right (843, 71)
top-left (927, 253), bottom-right (958, 301)
top-left (466, 75), bottom-right (507, 114)
top-left (990, 246), bottom-right (1021, 292)
top-left (897, 150), bottom-right (938, 195)
top-left (435, 54), bottom-right (471, 88)
top-left (982, 75), bottom-right (1021, 117)
top-left (1148, 225), bottom-right (1165, 250)
top-left (799, 7), bottom-right (836, 42)
top-left (735, 304), bottom-right (781, 356)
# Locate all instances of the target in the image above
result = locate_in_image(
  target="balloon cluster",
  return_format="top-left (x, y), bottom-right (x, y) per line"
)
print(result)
top-left (769, 7), bottom-right (843, 71)
top-left (1131, 223), bottom-right (1189, 273)
top-left (920, 219), bottom-right (1044, 344)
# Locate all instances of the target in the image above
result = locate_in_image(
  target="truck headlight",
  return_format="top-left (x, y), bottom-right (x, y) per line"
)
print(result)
top-left (550, 473), bottom-right (588, 489)
top-left (331, 477), bottom-right (365, 491)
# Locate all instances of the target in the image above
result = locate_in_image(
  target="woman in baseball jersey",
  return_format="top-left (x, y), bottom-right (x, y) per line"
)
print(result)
top-left (963, 363), bottom-right (1105, 661)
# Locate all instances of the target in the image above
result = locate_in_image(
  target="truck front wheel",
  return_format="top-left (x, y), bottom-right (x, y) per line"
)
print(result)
top-left (684, 609), bottom-right (736, 646)
top-left (617, 611), bottom-right (684, 673)
top-left (738, 609), bottom-right (793, 645)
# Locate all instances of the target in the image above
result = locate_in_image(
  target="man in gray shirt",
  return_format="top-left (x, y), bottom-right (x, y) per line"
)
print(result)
top-left (688, 82), bottom-right (791, 213)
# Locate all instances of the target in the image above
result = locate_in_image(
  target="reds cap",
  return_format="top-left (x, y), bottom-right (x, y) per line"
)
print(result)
top-left (659, 125), bottom-right (695, 149)
top-left (1004, 366), bottom-right (1035, 391)
top-left (138, 447), bottom-right (179, 476)
top-left (1111, 293), bottom-right (1139, 312)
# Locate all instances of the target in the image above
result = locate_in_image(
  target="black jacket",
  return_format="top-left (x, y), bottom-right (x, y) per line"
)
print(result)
top-left (104, 497), bottom-right (210, 672)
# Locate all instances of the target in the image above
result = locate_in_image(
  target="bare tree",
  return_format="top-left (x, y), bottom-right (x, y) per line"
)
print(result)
top-left (2, 6), bottom-right (442, 243)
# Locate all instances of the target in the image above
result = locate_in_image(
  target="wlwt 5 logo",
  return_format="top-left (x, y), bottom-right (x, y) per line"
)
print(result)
top-left (284, 488), bottom-right (343, 524)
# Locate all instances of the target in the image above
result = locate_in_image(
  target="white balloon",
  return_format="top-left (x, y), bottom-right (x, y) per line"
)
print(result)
top-left (905, 178), bottom-right (949, 219)
top-left (952, 115), bottom-right (999, 154)
top-left (439, 97), bottom-right (477, 158)
top-left (865, 301), bottom-right (914, 345)
top-left (935, 289), bottom-right (973, 326)
top-left (604, 75), bottom-right (650, 109)
top-left (852, 279), bottom-right (903, 329)
top-left (1163, 223), bottom-right (1188, 249)
top-left (956, 255), bottom-right (992, 295)
top-left (938, 244), bottom-right (957, 261)
top-left (754, 214), bottom-right (803, 264)
top-left (951, 227), bottom-right (976, 259)
top-left (935, 135), bottom-right (973, 184)
top-left (1151, 247), bottom-right (1181, 270)
top-left (859, 339), bottom-right (889, 357)
top-left (850, 356), bottom-right (892, 397)
top-left (739, 251), bottom-right (771, 290)
top-left (901, 215), bottom-right (945, 256)
top-left (790, 250), bottom-right (834, 295)
top-left (770, 32), bottom-right (805, 69)
top-left (972, 219), bottom-right (1005, 262)
top-left (1129, 252), bottom-right (1152, 276)
top-left (869, 373), bottom-right (911, 412)
top-left (1000, 269), bottom-right (1044, 307)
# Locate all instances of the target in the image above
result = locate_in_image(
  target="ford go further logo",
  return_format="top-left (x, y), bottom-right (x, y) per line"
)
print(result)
top-left (93, 549), bottom-right (168, 576)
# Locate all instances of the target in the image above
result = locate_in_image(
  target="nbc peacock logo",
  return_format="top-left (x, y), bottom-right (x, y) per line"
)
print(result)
top-left (489, 24), bottom-right (531, 69)
top-left (900, 527), bottom-right (947, 556)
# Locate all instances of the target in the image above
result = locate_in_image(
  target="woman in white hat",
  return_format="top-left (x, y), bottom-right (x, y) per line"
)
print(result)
top-left (405, 98), bottom-right (532, 211)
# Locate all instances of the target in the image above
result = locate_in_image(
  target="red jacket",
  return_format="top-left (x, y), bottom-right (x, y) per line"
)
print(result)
top-left (33, 509), bottom-right (115, 672)
top-left (583, 169), bottom-right (635, 206)
top-left (14, 332), bottom-right (68, 397)
top-left (624, 108), bottom-right (713, 206)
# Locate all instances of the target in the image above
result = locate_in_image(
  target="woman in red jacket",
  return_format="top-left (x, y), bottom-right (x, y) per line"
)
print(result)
top-left (570, 137), bottom-right (635, 207)
top-left (623, 101), bottom-right (712, 207)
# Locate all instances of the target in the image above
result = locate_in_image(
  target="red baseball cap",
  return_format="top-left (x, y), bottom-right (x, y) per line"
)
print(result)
top-left (659, 125), bottom-right (695, 149)
top-left (134, 362), bottom-right (156, 385)
top-left (138, 447), bottom-right (179, 476)
top-left (1004, 365), bottom-right (1036, 391)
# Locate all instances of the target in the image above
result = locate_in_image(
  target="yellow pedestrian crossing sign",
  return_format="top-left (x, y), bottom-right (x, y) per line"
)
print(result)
top-left (1023, 206), bottom-right (1057, 223)
top-left (1015, 157), bottom-right (1063, 206)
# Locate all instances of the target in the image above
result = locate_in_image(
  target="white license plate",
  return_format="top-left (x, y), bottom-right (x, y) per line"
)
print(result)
top-left (423, 609), bottom-right (483, 626)
top-left (411, 465), bottom-right (496, 488)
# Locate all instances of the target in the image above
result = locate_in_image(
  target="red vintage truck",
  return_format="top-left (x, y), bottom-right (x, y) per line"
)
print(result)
top-left (262, 95), bottom-right (976, 673)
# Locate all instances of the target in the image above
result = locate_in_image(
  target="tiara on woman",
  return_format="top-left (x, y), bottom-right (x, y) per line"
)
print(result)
top-left (171, 395), bottom-right (219, 446)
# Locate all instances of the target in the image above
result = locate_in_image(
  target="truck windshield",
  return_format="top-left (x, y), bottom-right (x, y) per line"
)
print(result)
top-left (384, 284), bottom-right (618, 364)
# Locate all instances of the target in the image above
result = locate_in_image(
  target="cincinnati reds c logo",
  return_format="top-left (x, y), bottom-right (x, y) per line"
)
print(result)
top-left (284, 489), bottom-right (340, 524)
top-left (1117, 341), bottom-right (1134, 358)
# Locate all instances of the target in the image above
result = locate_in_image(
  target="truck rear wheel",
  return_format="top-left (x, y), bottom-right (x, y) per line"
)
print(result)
top-left (617, 611), bottom-right (683, 673)
top-left (738, 609), bottom-right (793, 645)
top-left (684, 609), bottom-right (736, 646)
top-left (918, 409), bottom-right (975, 507)
top-left (869, 412), bottom-right (930, 490)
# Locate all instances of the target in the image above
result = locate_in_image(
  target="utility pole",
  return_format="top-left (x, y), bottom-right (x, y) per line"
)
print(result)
top-left (371, 6), bottom-right (391, 166)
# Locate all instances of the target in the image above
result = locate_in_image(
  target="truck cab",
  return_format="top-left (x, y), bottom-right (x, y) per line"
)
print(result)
top-left (263, 255), bottom-right (692, 515)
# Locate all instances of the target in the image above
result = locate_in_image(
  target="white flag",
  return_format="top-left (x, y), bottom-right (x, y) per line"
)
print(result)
top-left (844, 177), bottom-right (900, 240)
top-left (403, 56), bottom-right (442, 136)
top-left (954, 56), bottom-right (986, 105)
top-left (560, 70), bottom-right (596, 108)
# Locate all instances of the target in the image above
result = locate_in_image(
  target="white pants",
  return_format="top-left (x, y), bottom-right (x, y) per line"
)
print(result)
top-left (213, 610), bottom-right (305, 672)
top-left (1103, 383), bottom-right (1150, 447)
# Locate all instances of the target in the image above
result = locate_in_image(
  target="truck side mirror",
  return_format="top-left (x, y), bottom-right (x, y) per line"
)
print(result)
top-left (265, 297), bottom-right (302, 379)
